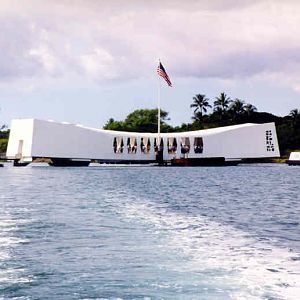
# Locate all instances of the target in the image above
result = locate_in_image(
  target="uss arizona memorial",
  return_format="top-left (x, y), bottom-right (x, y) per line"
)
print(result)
top-left (6, 118), bottom-right (280, 166)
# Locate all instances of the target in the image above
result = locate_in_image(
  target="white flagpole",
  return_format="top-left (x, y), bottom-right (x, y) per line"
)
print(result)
top-left (157, 66), bottom-right (161, 140)
top-left (157, 61), bottom-right (162, 164)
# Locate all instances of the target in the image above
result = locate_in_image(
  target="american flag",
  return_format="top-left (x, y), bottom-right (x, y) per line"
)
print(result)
top-left (157, 62), bottom-right (172, 87)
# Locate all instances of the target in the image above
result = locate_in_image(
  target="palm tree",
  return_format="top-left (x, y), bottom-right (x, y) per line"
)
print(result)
top-left (229, 99), bottom-right (248, 123)
top-left (230, 99), bottom-right (245, 116)
top-left (190, 94), bottom-right (211, 121)
top-left (289, 108), bottom-right (300, 132)
top-left (289, 108), bottom-right (300, 119)
top-left (213, 93), bottom-right (232, 124)
top-left (244, 103), bottom-right (257, 115)
top-left (213, 92), bottom-right (232, 113)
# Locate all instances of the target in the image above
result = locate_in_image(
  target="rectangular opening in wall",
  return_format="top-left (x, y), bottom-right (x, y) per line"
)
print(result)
top-left (167, 137), bottom-right (177, 154)
top-left (154, 137), bottom-right (164, 152)
top-left (194, 137), bottom-right (203, 154)
top-left (113, 137), bottom-right (124, 154)
top-left (16, 140), bottom-right (23, 159)
top-left (141, 137), bottom-right (151, 154)
top-left (180, 137), bottom-right (190, 154)
top-left (127, 137), bottom-right (137, 154)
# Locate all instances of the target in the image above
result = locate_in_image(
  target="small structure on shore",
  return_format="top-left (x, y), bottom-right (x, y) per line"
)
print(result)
top-left (286, 152), bottom-right (300, 166)
top-left (6, 119), bottom-right (280, 167)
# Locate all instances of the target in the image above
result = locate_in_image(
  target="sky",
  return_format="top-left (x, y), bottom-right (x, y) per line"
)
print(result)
top-left (0, 0), bottom-right (300, 128)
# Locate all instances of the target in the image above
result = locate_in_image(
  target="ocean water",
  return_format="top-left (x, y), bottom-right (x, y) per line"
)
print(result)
top-left (0, 164), bottom-right (299, 300)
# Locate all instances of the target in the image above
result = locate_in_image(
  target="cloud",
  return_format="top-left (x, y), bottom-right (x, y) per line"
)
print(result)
top-left (0, 17), bottom-right (41, 79)
top-left (0, 0), bottom-right (300, 92)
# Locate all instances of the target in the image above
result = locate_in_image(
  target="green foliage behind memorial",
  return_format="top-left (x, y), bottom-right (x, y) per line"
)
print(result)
top-left (0, 126), bottom-right (9, 155)
top-left (104, 109), bottom-right (173, 133)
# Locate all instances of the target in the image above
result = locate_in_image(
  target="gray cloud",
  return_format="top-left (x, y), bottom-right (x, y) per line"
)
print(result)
top-left (0, 0), bottom-right (300, 91)
top-left (0, 17), bottom-right (41, 79)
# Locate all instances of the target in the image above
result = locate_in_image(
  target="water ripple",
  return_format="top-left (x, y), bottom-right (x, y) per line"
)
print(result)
top-left (0, 164), bottom-right (299, 299)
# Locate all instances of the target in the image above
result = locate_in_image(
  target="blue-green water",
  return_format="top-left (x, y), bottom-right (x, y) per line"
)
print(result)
top-left (0, 164), bottom-right (299, 299)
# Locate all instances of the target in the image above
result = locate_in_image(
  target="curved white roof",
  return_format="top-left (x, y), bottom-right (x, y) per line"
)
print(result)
top-left (18, 118), bottom-right (272, 137)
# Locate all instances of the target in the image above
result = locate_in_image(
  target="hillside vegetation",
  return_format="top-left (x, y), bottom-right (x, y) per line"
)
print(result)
top-left (0, 129), bottom-right (9, 156)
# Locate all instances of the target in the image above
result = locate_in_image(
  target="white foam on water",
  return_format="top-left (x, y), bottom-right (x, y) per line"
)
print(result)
top-left (0, 219), bottom-right (31, 229)
top-left (0, 219), bottom-right (30, 248)
top-left (0, 218), bottom-right (30, 286)
top-left (0, 237), bottom-right (29, 246)
top-left (121, 201), bottom-right (300, 300)
top-left (82, 298), bottom-right (127, 300)
top-left (0, 268), bottom-right (28, 285)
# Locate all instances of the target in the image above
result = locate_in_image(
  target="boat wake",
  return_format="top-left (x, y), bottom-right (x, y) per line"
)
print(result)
top-left (0, 219), bottom-right (31, 288)
top-left (121, 199), bottom-right (300, 299)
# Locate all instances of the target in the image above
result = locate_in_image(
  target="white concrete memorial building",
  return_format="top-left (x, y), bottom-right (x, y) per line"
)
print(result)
top-left (6, 119), bottom-right (280, 166)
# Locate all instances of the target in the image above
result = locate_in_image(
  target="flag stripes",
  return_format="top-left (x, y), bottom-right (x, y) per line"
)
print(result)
top-left (157, 62), bottom-right (172, 87)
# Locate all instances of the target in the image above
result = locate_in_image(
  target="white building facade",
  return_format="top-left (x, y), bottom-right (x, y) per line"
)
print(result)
top-left (6, 119), bottom-right (280, 164)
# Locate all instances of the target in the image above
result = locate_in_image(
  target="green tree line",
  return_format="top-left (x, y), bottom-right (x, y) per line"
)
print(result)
top-left (104, 92), bottom-right (300, 155)
top-left (0, 125), bottom-right (9, 154)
